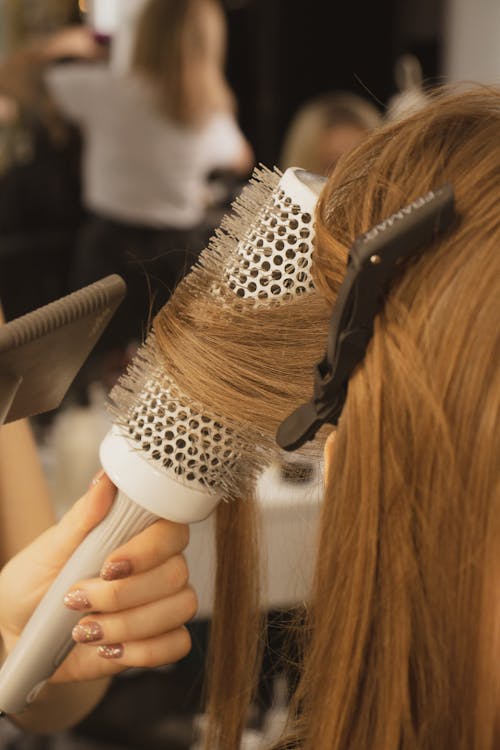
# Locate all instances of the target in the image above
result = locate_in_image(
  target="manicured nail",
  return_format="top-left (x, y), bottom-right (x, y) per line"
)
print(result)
top-left (63, 589), bottom-right (91, 611)
top-left (89, 469), bottom-right (105, 489)
top-left (72, 621), bottom-right (103, 643)
top-left (97, 644), bottom-right (123, 659)
top-left (100, 560), bottom-right (132, 581)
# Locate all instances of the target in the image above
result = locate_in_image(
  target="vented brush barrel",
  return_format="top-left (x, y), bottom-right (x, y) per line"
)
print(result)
top-left (222, 167), bottom-right (326, 302)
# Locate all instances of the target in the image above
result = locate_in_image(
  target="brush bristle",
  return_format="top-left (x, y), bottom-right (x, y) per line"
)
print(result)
top-left (183, 164), bottom-right (283, 289)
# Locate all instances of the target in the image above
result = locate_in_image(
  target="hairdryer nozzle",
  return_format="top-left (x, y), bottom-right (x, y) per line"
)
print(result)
top-left (0, 275), bottom-right (126, 424)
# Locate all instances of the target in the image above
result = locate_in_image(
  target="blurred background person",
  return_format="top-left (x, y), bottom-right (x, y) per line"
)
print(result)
top-left (0, 0), bottom-right (254, 537)
top-left (0, 0), bottom-right (253, 377)
top-left (46, 0), bottom-right (253, 369)
top-left (0, 1), bottom-right (84, 325)
top-left (280, 91), bottom-right (382, 175)
top-left (386, 53), bottom-right (429, 121)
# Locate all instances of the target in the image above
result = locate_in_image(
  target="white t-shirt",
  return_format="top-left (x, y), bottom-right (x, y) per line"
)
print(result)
top-left (45, 64), bottom-right (246, 228)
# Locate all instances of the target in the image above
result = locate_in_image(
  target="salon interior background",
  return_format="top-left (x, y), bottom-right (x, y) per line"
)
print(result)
top-left (2, 0), bottom-right (498, 167)
top-left (221, 0), bottom-right (441, 165)
top-left (0, 1), bottom-right (498, 750)
top-left (219, 0), bottom-right (497, 166)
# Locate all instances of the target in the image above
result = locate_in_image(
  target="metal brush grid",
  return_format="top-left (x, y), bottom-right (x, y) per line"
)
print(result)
top-left (124, 377), bottom-right (245, 492)
top-left (223, 186), bottom-right (315, 302)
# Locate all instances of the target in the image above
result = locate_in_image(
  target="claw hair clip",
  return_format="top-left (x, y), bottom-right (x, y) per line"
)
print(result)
top-left (277, 183), bottom-right (456, 451)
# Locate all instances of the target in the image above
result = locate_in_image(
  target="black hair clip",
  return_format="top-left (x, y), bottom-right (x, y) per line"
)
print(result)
top-left (276, 184), bottom-right (456, 451)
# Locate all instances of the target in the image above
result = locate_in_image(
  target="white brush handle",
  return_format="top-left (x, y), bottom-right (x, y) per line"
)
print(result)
top-left (0, 491), bottom-right (157, 714)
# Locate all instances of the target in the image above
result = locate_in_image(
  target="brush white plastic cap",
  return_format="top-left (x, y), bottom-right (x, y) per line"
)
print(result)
top-left (100, 424), bottom-right (221, 523)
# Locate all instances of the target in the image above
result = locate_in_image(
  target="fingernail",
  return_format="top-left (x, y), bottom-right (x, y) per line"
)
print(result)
top-left (97, 644), bottom-right (123, 659)
top-left (63, 589), bottom-right (91, 611)
top-left (89, 469), bottom-right (105, 489)
top-left (100, 560), bottom-right (132, 581)
top-left (72, 621), bottom-right (103, 643)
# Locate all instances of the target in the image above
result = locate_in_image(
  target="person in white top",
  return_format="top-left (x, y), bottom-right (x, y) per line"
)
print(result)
top-left (57, 0), bottom-right (252, 358)
top-left (45, 1), bottom-right (252, 230)
top-left (1, 0), bottom-right (253, 358)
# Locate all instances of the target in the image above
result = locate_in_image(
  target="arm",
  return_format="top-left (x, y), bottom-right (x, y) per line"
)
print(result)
top-left (0, 420), bottom-right (55, 567)
top-left (0, 304), bottom-right (195, 731)
top-left (205, 113), bottom-right (255, 179)
top-left (0, 25), bottom-right (106, 82)
top-left (0, 26), bottom-right (105, 132)
top-left (0, 304), bottom-right (106, 729)
top-left (0, 305), bottom-right (54, 567)
top-left (228, 137), bottom-right (254, 178)
top-left (0, 398), bottom-right (108, 727)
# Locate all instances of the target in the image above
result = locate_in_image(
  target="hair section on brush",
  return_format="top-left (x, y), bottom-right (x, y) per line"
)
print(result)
top-left (109, 165), bottom-right (329, 500)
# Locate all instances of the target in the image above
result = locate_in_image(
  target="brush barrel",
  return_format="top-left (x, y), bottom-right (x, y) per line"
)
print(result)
top-left (0, 491), bottom-right (156, 714)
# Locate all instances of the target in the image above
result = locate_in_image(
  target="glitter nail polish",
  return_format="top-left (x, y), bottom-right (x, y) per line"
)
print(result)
top-left (89, 469), bottom-right (105, 487)
top-left (100, 560), bottom-right (132, 580)
top-left (63, 589), bottom-right (91, 610)
top-left (72, 621), bottom-right (103, 643)
top-left (97, 644), bottom-right (124, 659)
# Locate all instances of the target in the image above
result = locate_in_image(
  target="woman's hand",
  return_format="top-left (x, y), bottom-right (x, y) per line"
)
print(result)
top-left (42, 25), bottom-right (108, 63)
top-left (0, 473), bottom-right (197, 683)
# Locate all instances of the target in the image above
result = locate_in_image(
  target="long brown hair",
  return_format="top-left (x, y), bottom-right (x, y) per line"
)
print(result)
top-left (154, 86), bottom-right (500, 748)
top-left (131, 0), bottom-right (235, 127)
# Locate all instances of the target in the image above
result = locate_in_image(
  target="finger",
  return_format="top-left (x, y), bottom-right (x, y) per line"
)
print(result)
top-left (64, 554), bottom-right (189, 613)
top-left (52, 627), bottom-right (192, 682)
top-left (99, 519), bottom-right (189, 580)
top-left (0, 473), bottom-right (116, 608)
top-left (98, 627), bottom-right (192, 668)
top-left (71, 586), bottom-right (198, 646)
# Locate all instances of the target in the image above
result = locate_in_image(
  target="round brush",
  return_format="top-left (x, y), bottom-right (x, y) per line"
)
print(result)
top-left (0, 167), bottom-right (326, 714)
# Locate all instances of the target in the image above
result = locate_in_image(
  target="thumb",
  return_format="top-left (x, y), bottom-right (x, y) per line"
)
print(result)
top-left (7, 472), bottom-right (116, 582)
top-left (48, 472), bottom-right (117, 566)
top-left (0, 474), bottom-right (117, 637)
